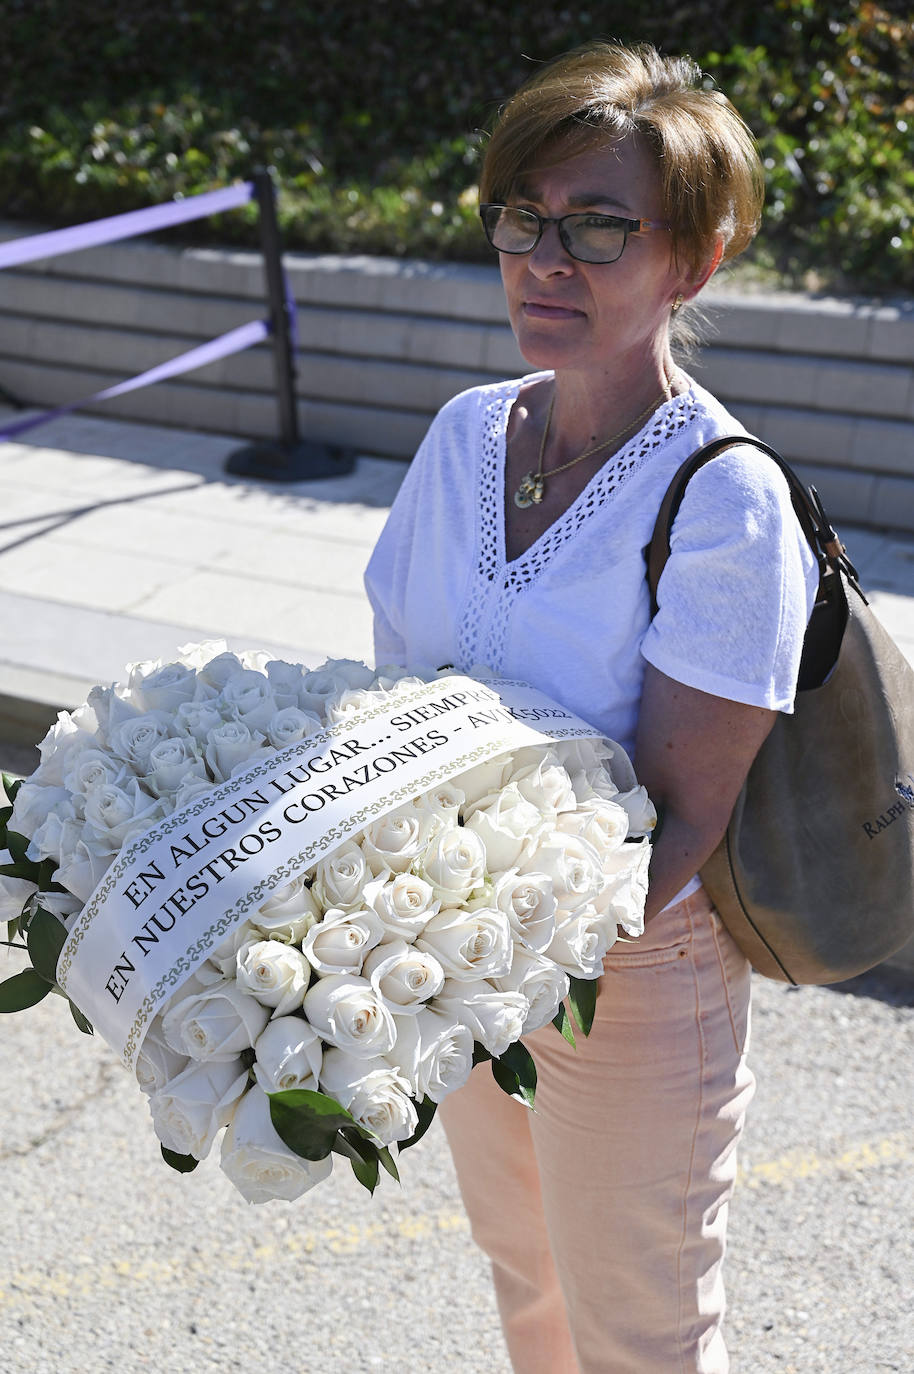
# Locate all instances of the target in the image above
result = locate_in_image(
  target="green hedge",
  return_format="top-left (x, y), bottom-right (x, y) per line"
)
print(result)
top-left (2, 1), bottom-right (913, 292)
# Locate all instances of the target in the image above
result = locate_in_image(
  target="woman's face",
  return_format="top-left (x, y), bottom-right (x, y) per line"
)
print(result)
top-left (498, 135), bottom-right (691, 380)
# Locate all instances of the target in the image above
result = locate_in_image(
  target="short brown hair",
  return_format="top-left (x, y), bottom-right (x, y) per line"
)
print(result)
top-left (480, 43), bottom-right (764, 278)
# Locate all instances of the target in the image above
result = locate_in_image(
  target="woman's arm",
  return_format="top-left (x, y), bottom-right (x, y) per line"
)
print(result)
top-left (634, 663), bottom-right (777, 922)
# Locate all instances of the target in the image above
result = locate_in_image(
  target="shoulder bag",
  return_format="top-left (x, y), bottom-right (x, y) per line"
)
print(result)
top-left (646, 435), bottom-right (914, 984)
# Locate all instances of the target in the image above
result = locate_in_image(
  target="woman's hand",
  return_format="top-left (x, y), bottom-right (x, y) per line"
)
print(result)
top-left (634, 664), bottom-right (777, 922)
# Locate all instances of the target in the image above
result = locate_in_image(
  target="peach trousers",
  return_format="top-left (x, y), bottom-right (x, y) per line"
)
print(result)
top-left (438, 888), bottom-right (755, 1374)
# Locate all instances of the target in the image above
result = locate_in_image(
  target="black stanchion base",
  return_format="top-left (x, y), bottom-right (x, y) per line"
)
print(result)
top-left (224, 439), bottom-right (356, 483)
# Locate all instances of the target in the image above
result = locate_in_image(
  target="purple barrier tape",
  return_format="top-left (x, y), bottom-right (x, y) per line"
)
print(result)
top-left (0, 319), bottom-right (270, 443)
top-left (0, 182), bottom-right (255, 272)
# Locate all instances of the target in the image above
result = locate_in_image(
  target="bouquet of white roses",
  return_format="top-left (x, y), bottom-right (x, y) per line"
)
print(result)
top-left (0, 643), bottom-right (654, 1204)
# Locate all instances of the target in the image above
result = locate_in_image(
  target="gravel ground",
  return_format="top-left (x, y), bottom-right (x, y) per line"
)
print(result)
top-left (1, 744), bottom-right (912, 1372)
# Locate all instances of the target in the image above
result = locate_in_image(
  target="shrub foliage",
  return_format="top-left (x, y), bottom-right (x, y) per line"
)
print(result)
top-left (1, 0), bottom-right (912, 292)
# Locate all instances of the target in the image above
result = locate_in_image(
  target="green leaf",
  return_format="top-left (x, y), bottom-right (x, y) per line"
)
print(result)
top-left (1, 773), bottom-right (23, 806)
top-left (26, 907), bottom-right (67, 984)
top-left (6, 916), bottom-right (19, 943)
top-left (268, 1088), bottom-right (356, 1161)
top-left (491, 1040), bottom-right (537, 1109)
top-left (471, 1042), bottom-right (492, 1067)
top-left (69, 999), bottom-right (93, 1035)
top-left (567, 975), bottom-right (598, 1037)
top-left (397, 1094), bottom-right (437, 1153)
top-left (333, 1125), bottom-right (380, 1194)
top-left (0, 968), bottom-right (55, 1012)
top-left (377, 1145), bottom-right (400, 1183)
top-left (161, 1145), bottom-right (199, 1173)
top-left (552, 1002), bottom-right (576, 1048)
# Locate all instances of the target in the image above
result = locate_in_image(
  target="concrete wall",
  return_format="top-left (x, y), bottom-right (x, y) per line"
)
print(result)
top-left (1, 220), bottom-right (913, 529)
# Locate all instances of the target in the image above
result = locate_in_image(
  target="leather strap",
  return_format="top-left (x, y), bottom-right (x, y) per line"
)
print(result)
top-left (645, 435), bottom-right (849, 619)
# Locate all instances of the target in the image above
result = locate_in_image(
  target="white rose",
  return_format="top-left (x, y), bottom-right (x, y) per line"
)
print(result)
top-left (200, 921), bottom-right (261, 982)
top-left (311, 841), bottom-right (370, 912)
top-left (196, 650), bottom-right (246, 690)
top-left (129, 660), bottom-right (200, 714)
top-left (24, 797), bottom-right (80, 864)
top-left (464, 783), bottom-right (548, 873)
top-left (556, 737), bottom-right (619, 779)
top-left (433, 978), bottom-right (529, 1057)
top-left (236, 940), bottom-right (312, 1017)
top-left (546, 906), bottom-right (617, 978)
top-left (615, 785), bottom-right (658, 838)
top-left (219, 669), bottom-right (281, 733)
top-left (491, 867), bottom-right (556, 953)
top-left (555, 798), bottom-right (630, 855)
top-left (204, 720), bottom-right (266, 782)
top-left (162, 979), bottom-right (271, 1060)
top-left (0, 874), bottom-right (38, 924)
top-left (253, 877), bottom-right (321, 944)
top-left (149, 1057), bottom-right (247, 1160)
top-left (265, 706), bottom-right (322, 751)
top-left (359, 807), bottom-right (425, 875)
top-left (301, 906), bottom-right (384, 977)
top-left (220, 1084), bottom-right (333, 1204)
top-left (417, 826), bottom-right (487, 905)
top-left (11, 783), bottom-right (74, 848)
top-left (264, 659), bottom-right (308, 711)
top-left (54, 833), bottom-right (114, 902)
top-left (252, 1015), bottom-right (323, 1092)
top-left (415, 906), bottom-right (513, 981)
top-left (493, 947), bottom-right (570, 1034)
top-left (63, 748), bottom-right (128, 798)
top-left (323, 687), bottom-right (385, 724)
top-left (508, 755), bottom-right (577, 816)
top-left (106, 711), bottom-right (173, 771)
top-left (361, 939), bottom-right (445, 1013)
top-left (384, 1005), bottom-right (474, 1103)
top-left (32, 705), bottom-right (100, 786)
top-left (302, 973), bottom-right (396, 1057)
top-left (451, 756), bottom-right (510, 807)
top-left (363, 872), bottom-right (439, 942)
top-left (173, 699), bottom-right (225, 745)
top-left (523, 832), bottom-right (604, 912)
top-left (33, 887), bottom-right (81, 927)
top-left (176, 638), bottom-right (230, 670)
top-left (135, 1022), bottom-right (190, 1095)
top-left (82, 780), bottom-right (167, 853)
top-left (140, 736), bottom-right (207, 799)
top-left (593, 837), bottom-right (651, 938)
top-left (410, 782), bottom-right (464, 843)
top-left (319, 1049), bottom-right (418, 1146)
top-left (303, 658), bottom-right (375, 701)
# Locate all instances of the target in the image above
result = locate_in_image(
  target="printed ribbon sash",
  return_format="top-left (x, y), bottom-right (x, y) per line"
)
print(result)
top-left (56, 676), bottom-right (610, 1068)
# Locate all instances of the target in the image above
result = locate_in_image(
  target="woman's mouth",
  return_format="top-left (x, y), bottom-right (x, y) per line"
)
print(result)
top-left (523, 301), bottom-right (584, 320)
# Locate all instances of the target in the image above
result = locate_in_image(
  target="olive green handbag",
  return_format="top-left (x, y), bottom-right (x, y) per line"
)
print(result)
top-left (647, 436), bottom-right (914, 984)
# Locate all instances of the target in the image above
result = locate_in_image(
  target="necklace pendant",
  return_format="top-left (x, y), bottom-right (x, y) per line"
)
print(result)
top-left (514, 472), bottom-right (538, 509)
top-left (531, 475), bottom-right (545, 504)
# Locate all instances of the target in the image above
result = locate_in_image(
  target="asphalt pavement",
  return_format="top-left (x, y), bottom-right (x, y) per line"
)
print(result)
top-left (1, 405), bottom-right (913, 1372)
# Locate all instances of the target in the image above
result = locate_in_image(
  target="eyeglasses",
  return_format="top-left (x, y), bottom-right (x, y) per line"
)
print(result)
top-left (479, 203), bottom-right (671, 265)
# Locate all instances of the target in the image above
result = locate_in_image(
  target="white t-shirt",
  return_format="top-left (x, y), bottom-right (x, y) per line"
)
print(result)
top-left (365, 372), bottom-right (819, 764)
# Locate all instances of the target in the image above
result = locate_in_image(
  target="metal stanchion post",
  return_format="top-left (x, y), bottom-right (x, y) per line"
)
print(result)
top-left (225, 169), bottom-right (355, 481)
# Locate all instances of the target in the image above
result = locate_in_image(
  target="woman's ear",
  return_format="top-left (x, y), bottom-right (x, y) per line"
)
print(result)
top-left (685, 239), bottom-right (724, 300)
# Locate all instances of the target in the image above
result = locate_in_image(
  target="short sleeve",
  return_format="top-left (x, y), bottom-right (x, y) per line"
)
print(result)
top-left (640, 447), bottom-right (819, 712)
top-left (364, 452), bottom-right (423, 668)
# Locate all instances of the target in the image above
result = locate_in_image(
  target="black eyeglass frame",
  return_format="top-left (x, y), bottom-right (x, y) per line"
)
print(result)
top-left (479, 203), bottom-right (671, 265)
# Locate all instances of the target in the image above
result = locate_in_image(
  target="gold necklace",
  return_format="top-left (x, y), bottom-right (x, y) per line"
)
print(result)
top-left (513, 381), bottom-right (673, 509)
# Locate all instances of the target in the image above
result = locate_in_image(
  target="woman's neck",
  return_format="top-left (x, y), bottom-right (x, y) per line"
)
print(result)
top-left (545, 353), bottom-right (680, 464)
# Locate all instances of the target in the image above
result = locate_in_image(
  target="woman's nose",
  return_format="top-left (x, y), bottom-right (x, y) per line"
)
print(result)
top-left (526, 222), bottom-right (576, 277)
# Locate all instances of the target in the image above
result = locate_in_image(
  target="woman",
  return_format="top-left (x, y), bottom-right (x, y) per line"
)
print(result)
top-left (365, 42), bottom-right (818, 1373)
